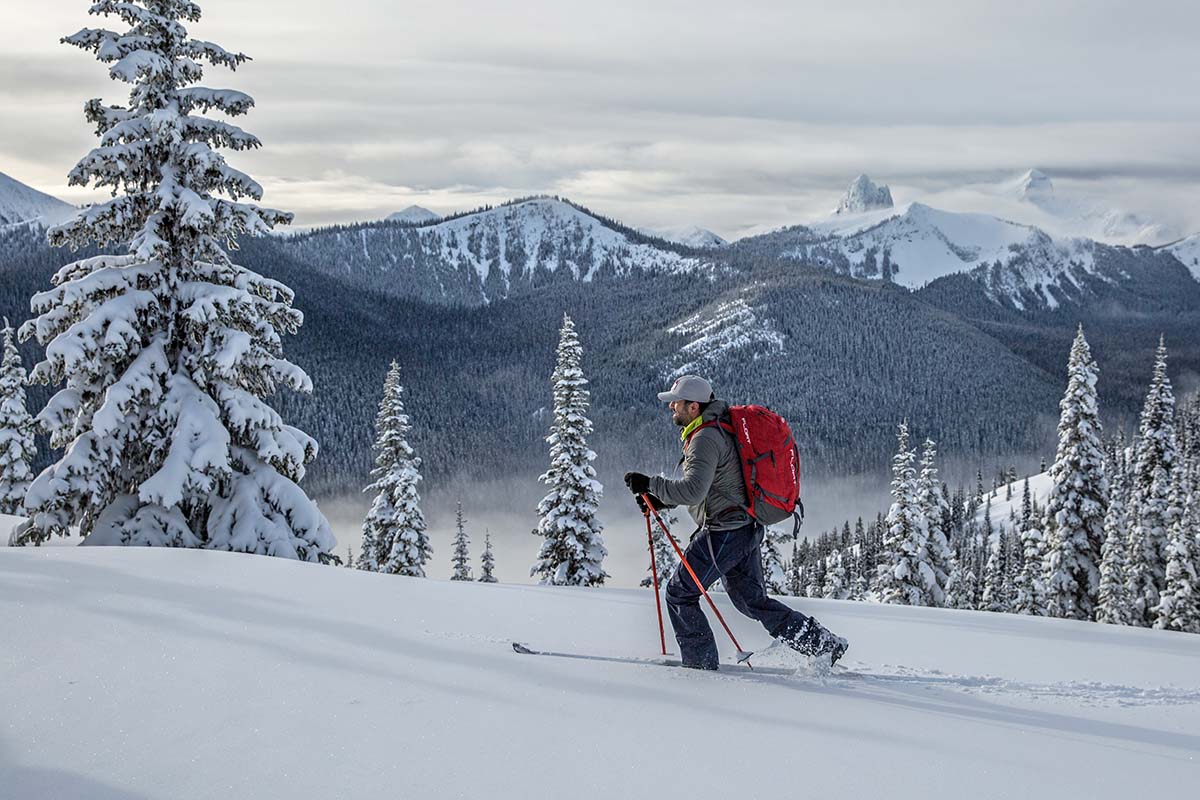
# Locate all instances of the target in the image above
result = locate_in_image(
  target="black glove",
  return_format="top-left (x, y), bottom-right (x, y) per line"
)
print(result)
top-left (624, 472), bottom-right (650, 496)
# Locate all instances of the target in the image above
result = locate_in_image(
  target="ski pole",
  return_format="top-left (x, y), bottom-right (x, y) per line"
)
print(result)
top-left (644, 509), bottom-right (668, 656)
top-left (641, 493), bottom-right (753, 669)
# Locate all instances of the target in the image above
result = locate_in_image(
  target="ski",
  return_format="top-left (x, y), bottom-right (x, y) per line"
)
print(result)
top-left (511, 642), bottom-right (824, 677)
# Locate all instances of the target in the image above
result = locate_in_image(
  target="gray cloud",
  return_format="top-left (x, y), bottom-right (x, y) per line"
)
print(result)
top-left (2, 0), bottom-right (1199, 237)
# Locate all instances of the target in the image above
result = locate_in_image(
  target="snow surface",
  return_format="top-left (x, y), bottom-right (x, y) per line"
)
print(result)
top-left (0, 172), bottom-right (76, 229)
top-left (2, 547), bottom-right (1197, 799)
top-left (973, 472), bottom-right (1054, 527)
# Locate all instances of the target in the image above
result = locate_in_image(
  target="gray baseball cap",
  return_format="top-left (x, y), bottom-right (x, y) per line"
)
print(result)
top-left (657, 375), bottom-right (714, 403)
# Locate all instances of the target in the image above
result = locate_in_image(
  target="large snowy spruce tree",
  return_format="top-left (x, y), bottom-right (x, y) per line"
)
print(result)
top-left (1042, 327), bottom-right (1108, 620)
top-left (915, 438), bottom-right (951, 606)
top-left (1128, 338), bottom-right (1180, 625)
top-left (16, 1), bottom-right (333, 558)
top-left (1153, 463), bottom-right (1198, 632)
top-left (530, 314), bottom-right (607, 586)
top-left (0, 321), bottom-right (36, 517)
top-left (876, 422), bottom-right (934, 606)
top-left (1012, 479), bottom-right (1046, 615)
top-left (360, 360), bottom-right (430, 576)
top-left (1095, 457), bottom-right (1132, 625)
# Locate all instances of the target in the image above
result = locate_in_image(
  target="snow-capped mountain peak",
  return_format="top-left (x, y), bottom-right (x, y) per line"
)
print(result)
top-left (279, 196), bottom-right (708, 305)
top-left (1005, 168), bottom-right (1175, 246)
top-left (835, 175), bottom-right (894, 215)
top-left (1014, 168), bottom-right (1054, 201)
top-left (0, 171), bottom-right (76, 228)
top-left (647, 225), bottom-right (728, 249)
top-left (734, 200), bottom-right (1127, 309)
top-left (386, 205), bottom-right (440, 225)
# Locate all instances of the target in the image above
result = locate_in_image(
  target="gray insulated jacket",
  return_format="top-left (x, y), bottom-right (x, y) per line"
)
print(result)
top-left (648, 399), bottom-right (752, 532)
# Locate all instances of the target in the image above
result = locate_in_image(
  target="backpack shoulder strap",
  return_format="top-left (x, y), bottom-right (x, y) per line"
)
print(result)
top-left (683, 419), bottom-right (722, 446)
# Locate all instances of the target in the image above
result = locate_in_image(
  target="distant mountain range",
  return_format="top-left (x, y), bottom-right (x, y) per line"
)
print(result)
top-left (0, 172), bottom-right (75, 229)
top-left (1, 171), bottom-right (1198, 501)
top-left (1007, 168), bottom-right (1177, 245)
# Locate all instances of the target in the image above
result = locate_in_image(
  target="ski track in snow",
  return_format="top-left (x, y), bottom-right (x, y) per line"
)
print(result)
top-left (669, 658), bottom-right (1200, 709)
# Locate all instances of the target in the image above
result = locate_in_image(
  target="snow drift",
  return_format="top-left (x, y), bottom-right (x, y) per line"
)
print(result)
top-left (1, 547), bottom-right (1197, 799)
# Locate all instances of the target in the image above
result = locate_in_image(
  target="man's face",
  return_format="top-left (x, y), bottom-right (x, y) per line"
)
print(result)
top-left (668, 399), bottom-right (701, 426)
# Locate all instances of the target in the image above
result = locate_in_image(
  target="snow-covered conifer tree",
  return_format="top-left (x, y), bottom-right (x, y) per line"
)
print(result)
top-left (1128, 338), bottom-right (1180, 625)
top-left (876, 422), bottom-right (933, 606)
top-left (1096, 460), bottom-right (1132, 625)
top-left (0, 321), bottom-right (36, 516)
top-left (360, 361), bottom-right (430, 576)
top-left (344, 545), bottom-right (355, 569)
top-left (530, 314), bottom-right (607, 586)
top-left (982, 525), bottom-right (1010, 612)
top-left (450, 501), bottom-right (472, 581)
top-left (822, 550), bottom-right (849, 599)
top-left (1042, 326), bottom-right (1108, 620)
top-left (641, 507), bottom-right (680, 588)
top-left (806, 555), bottom-right (826, 598)
top-left (916, 438), bottom-right (951, 606)
top-left (850, 518), bottom-right (872, 600)
top-left (479, 530), bottom-right (498, 583)
top-left (945, 552), bottom-right (978, 611)
top-left (1153, 463), bottom-right (1198, 632)
top-left (15, 2), bottom-right (333, 558)
top-left (761, 525), bottom-right (789, 594)
top-left (786, 540), bottom-right (805, 597)
top-left (1012, 479), bottom-right (1046, 615)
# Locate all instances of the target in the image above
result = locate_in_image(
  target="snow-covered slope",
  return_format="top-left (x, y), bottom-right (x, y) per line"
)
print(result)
top-left (0, 171), bottom-right (76, 228)
top-left (739, 202), bottom-right (1101, 305)
top-left (1163, 234), bottom-right (1200, 281)
top-left (278, 196), bottom-right (706, 304)
top-left (385, 205), bottom-right (440, 225)
top-left (973, 472), bottom-right (1054, 527)
top-left (2, 547), bottom-right (1197, 799)
top-left (662, 293), bottom-right (783, 379)
top-left (834, 174), bottom-right (894, 215)
top-left (649, 224), bottom-right (728, 248)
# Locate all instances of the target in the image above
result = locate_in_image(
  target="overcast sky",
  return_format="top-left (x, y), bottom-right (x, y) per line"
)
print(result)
top-left (2, 0), bottom-right (1198, 238)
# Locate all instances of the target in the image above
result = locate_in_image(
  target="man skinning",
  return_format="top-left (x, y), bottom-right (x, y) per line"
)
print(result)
top-left (625, 375), bottom-right (848, 671)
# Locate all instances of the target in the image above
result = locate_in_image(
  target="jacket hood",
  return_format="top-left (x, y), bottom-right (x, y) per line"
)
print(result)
top-left (701, 399), bottom-right (729, 423)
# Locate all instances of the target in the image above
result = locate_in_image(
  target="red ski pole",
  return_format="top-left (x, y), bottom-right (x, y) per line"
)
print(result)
top-left (644, 509), bottom-right (668, 656)
top-left (641, 494), bottom-right (753, 669)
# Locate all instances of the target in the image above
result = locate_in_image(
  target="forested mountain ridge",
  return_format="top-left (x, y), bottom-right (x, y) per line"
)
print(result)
top-left (273, 196), bottom-right (710, 306)
top-left (2, 185), bottom-right (1199, 499)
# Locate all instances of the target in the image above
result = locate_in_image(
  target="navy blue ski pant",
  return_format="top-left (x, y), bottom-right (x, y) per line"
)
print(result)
top-left (665, 521), bottom-right (819, 669)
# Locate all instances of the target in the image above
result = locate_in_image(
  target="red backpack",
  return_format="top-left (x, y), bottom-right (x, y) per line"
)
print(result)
top-left (692, 405), bottom-right (804, 531)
